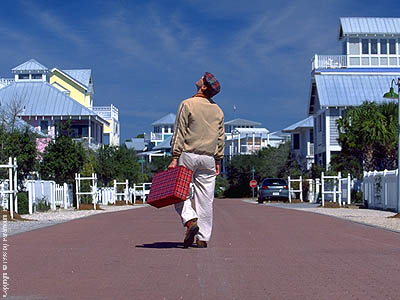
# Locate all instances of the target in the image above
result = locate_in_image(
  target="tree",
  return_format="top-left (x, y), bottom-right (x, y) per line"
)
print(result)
top-left (0, 126), bottom-right (38, 187)
top-left (225, 143), bottom-right (292, 197)
top-left (336, 101), bottom-right (398, 177)
top-left (96, 145), bottom-right (142, 186)
top-left (40, 136), bottom-right (86, 184)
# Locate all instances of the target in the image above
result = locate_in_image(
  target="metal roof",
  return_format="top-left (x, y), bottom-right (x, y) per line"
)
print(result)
top-left (224, 118), bottom-right (261, 126)
top-left (0, 81), bottom-right (107, 123)
top-left (0, 114), bottom-right (47, 137)
top-left (153, 136), bottom-right (172, 150)
top-left (282, 116), bottom-right (314, 133)
top-left (339, 17), bottom-right (400, 37)
top-left (152, 113), bottom-right (176, 125)
top-left (125, 138), bottom-right (147, 151)
top-left (315, 74), bottom-right (399, 107)
top-left (12, 59), bottom-right (48, 73)
top-left (269, 130), bottom-right (290, 140)
top-left (63, 69), bottom-right (92, 89)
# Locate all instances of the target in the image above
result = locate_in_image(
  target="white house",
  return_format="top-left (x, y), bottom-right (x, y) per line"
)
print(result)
top-left (282, 116), bottom-right (314, 171)
top-left (309, 17), bottom-right (400, 169)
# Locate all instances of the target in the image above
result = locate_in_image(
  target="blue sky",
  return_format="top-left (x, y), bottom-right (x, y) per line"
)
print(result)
top-left (1, 0), bottom-right (399, 142)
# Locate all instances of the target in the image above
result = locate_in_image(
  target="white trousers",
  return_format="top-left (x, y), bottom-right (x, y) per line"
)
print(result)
top-left (174, 152), bottom-right (216, 242)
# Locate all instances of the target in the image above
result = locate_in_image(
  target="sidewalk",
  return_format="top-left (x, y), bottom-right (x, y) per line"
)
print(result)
top-left (6, 198), bottom-right (400, 300)
top-left (243, 198), bottom-right (400, 233)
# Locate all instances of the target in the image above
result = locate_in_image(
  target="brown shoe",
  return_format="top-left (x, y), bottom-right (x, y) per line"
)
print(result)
top-left (196, 239), bottom-right (208, 248)
top-left (183, 220), bottom-right (199, 248)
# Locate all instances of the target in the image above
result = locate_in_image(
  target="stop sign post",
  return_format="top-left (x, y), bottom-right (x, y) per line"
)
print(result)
top-left (250, 179), bottom-right (257, 201)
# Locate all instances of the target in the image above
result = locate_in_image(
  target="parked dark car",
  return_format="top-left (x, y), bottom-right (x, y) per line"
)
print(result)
top-left (258, 178), bottom-right (289, 203)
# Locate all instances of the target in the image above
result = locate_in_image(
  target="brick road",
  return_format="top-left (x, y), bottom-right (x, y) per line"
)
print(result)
top-left (6, 199), bottom-right (400, 300)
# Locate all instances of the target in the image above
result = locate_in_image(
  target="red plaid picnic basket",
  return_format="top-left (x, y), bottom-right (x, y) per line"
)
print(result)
top-left (147, 166), bottom-right (193, 208)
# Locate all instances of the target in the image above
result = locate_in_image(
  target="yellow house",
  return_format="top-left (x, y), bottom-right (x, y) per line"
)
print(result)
top-left (50, 68), bottom-right (120, 145)
top-left (50, 68), bottom-right (93, 108)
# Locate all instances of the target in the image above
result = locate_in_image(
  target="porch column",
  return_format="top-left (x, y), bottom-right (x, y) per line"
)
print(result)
top-left (252, 132), bottom-right (255, 153)
top-left (88, 116), bottom-right (92, 145)
top-left (238, 133), bottom-right (241, 154)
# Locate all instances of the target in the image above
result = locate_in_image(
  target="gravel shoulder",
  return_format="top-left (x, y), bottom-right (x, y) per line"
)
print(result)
top-left (242, 198), bottom-right (400, 233)
top-left (3, 204), bottom-right (148, 236)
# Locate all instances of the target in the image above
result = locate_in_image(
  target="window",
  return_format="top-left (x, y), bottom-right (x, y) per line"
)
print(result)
top-left (40, 120), bottom-right (48, 134)
top-left (370, 39), bottom-right (377, 54)
top-left (362, 39), bottom-right (369, 54)
top-left (18, 74), bottom-right (29, 80)
top-left (318, 115), bottom-right (322, 132)
top-left (309, 129), bottom-right (314, 143)
top-left (389, 39), bottom-right (396, 54)
top-left (293, 134), bottom-right (300, 150)
top-left (381, 39), bottom-right (387, 54)
top-left (31, 74), bottom-right (42, 79)
top-left (342, 41), bottom-right (347, 55)
top-left (349, 38), bottom-right (360, 55)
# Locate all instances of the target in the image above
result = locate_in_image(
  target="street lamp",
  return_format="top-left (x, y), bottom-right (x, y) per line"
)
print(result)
top-left (383, 77), bottom-right (400, 209)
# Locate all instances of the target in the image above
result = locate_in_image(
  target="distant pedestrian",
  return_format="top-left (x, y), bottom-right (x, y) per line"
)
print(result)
top-left (169, 72), bottom-right (225, 248)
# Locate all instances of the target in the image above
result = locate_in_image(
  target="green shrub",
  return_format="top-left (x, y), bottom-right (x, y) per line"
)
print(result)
top-left (352, 190), bottom-right (363, 203)
top-left (17, 192), bottom-right (29, 215)
top-left (215, 176), bottom-right (229, 198)
top-left (36, 197), bottom-right (51, 212)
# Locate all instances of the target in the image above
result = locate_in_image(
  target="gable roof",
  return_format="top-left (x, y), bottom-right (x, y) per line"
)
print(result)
top-left (0, 114), bottom-right (47, 137)
top-left (125, 138), bottom-right (147, 152)
top-left (153, 136), bottom-right (172, 150)
top-left (0, 81), bottom-right (108, 124)
top-left (282, 116), bottom-right (314, 133)
top-left (12, 59), bottom-right (48, 73)
top-left (224, 118), bottom-right (261, 126)
top-left (152, 113), bottom-right (176, 125)
top-left (339, 17), bottom-right (400, 38)
top-left (269, 130), bottom-right (290, 140)
top-left (63, 69), bottom-right (92, 89)
top-left (314, 74), bottom-right (398, 109)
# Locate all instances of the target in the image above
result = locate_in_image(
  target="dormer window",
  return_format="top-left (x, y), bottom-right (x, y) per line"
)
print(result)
top-left (362, 39), bottom-right (369, 54)
top-left (31, 74), bottom-right (42, 80)
top-left (381, 39), bottom-right (387, 54)
top-left (389, 39), bottom-right (396, 54)
top-left (18, 74), bottom-right (29, 80)
top-left (371, 39), bottom-right (378, 54)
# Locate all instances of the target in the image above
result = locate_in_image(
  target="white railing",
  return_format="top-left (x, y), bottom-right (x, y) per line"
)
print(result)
top-left (97, 187), bottom-right (116, 205)
top-left (92, 104), bottom-right (119, 121)
top-left (25, 180), bottom-right (72, 214)
top-left (0, 158), bottom-right (18, 218)
top-left (363, 169), bottom-right (399, 212)
top-left (97, 183), bottom-right (152, 205)
top-left (288, 176), bottom-right (303, 202)
top-left (55, 183), bottom-right (73, 209)
top-left (312, 55), bottom-right (347, 70)
top-left (130, 183), bottom-right (152, 204)
top-left (0, 78), bottom-right (14, 86)
top-left (307, 142), bottom-right (314, 157)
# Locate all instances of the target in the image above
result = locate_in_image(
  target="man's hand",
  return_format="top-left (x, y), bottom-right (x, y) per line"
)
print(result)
top-left (215, 160), bottom-right (220, 176)
top-left (168, 158), bottom-right (178, 169)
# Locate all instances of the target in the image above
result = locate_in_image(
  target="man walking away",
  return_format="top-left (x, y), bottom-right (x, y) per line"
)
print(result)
top-left (169, 72), bottom-right (225, 248)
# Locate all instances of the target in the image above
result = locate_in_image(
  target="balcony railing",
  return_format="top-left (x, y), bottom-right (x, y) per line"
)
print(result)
top-left (144, 132), bottom-right (163, 142)
top-left (307, 142), bottom-right (314, 157)
top-left (312, 55), bottom-right (347, 70)
top-left (0, 78), bottom-right (14, 86)
top-left (92, 104), bottom-right (119, 121)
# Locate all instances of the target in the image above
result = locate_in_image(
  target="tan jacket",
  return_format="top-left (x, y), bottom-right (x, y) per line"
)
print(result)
top-left (171, 96), bottom-right (225, 160)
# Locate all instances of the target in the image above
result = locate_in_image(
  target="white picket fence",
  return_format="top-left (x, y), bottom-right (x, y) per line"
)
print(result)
top-left (97, 183), bottom-right (152, 205)
top-left (363, 169), bottom-right (399, 212)
top-left (25, 180), bottom-right (73, 214)
top-left (304, 173), bottom-right (352, 206)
